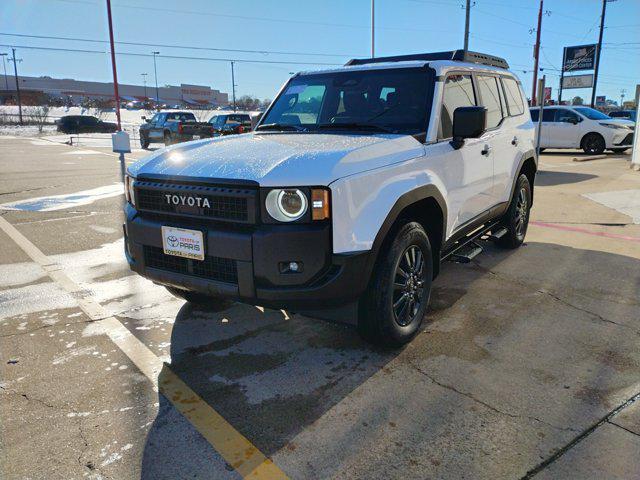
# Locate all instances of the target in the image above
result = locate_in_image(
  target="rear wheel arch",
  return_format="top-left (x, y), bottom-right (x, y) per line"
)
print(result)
top-left (518, 156), bottom-right (537, 205)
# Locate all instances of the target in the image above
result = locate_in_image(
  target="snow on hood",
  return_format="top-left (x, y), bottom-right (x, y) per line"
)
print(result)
top-left (128, 132), bottom-right (424, 186)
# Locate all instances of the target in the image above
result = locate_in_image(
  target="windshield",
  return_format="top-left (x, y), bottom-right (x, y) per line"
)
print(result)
top-left (573, 107), bottom-right (610, 120)
top-left (260, 67), bottom-right (432, 134)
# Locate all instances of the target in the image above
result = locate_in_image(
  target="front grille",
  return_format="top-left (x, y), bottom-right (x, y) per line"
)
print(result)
top-left (616, 133), bottom-right (633, 146)
top-left (144, 246), bottom-right (238, 284)
top-left (135, 181), bottom-right (255, 224)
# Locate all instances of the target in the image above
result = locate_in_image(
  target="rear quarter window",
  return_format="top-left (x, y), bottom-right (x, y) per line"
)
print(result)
top-left (502, 77), bottom-right (525, 116)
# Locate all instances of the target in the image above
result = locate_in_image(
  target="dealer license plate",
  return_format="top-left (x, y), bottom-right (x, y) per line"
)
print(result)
top-left (161, 226), bottom-right (204, 261)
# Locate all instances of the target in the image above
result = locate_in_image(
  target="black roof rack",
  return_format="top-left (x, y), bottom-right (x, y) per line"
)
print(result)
top-left (345, 50), bottom-right (509, 70)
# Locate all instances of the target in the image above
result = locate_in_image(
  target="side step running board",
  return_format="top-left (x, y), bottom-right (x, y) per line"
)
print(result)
top-left (450, 242), bottom-right (483, 264)
top-left (488, 226), bottom-right (508, 241)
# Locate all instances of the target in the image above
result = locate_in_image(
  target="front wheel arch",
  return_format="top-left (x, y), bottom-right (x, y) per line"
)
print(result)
top-left (580, 132), bottom-right (606, 154)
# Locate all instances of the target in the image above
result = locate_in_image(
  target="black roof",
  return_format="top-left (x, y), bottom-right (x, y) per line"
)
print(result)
top-left (345, 50), bottom-right (509, 70)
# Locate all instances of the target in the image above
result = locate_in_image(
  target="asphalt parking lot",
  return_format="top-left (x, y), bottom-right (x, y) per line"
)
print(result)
top-left (1, 134), bottom-right (639, 480)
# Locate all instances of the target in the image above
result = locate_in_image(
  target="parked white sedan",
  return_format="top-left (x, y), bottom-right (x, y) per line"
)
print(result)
top-left (530, 106), bottom-right (634, 154)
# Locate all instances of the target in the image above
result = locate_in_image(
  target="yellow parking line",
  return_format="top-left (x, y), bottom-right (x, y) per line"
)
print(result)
top-left (0, 216), bottom-right (289, 479)
top-left (159, 367), bottom-right (287, 478)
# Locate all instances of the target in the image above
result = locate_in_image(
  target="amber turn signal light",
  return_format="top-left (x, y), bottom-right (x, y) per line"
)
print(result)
top-left (311, 188), bottom-right (330, 221)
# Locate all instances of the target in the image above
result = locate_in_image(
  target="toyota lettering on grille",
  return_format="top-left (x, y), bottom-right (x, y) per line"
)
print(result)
top-left (164, 194), bottom-right (211, 208)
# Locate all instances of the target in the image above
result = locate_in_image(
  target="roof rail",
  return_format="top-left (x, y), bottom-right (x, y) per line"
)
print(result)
top-left (345, 50), bottom-right (509, 69)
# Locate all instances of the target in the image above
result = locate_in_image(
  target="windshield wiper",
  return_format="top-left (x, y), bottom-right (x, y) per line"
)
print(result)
top-left (255, 123), bottom-right (304, 132)
top-left (317, 123), bottom-right (395, 133)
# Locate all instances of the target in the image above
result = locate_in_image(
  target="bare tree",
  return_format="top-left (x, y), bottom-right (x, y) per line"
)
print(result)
top-left (27, 105), bottom-right (52, 133)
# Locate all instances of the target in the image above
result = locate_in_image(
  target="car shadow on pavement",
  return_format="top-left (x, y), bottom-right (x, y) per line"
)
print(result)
top-left (535, 170), bottom-right (597, 186)
top-left (139, 241), bottom-right (640, 479)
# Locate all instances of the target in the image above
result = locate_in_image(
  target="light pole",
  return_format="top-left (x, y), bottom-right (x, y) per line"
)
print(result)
top-left (591, 0), bottom-right (617, 107)
top-left (9, 48), bottom-right (23, 125)
top-left (141, 73), bottom-right (148, 100)
top-left (230, 61), bottom-right (237, 112)
top-left (0, 53), bottom-right (8, 91)
top-left (105, 0), bottom-right (122, 131)
top-left (371, 0), bottom-right (375, 58)
top-left (152, 51), bottom-right (160, 109)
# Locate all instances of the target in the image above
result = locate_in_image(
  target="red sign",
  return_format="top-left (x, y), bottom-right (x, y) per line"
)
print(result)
top-left (544, 87), bottom-right (552, 101)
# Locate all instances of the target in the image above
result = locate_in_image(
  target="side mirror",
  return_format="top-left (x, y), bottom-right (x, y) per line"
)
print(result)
top-left (451, 106), bottom-right (486, 150)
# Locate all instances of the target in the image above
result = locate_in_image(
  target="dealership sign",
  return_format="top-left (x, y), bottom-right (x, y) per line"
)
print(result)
top-left (563, 44), bottom-right (597, 72)
top-left (562, 74), bottom-right (594, 89)
top-left (596, 95), bottom-right (606, 105)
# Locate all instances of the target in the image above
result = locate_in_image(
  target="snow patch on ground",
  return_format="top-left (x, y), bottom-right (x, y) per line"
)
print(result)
top-left (0, 183), bottom-right (123, 212)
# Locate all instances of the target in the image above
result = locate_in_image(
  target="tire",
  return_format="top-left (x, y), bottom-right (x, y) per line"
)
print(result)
top-left (581, 133), bottom-right (605, 155)
top-left (496, 174), bottom-right (532, 249)
top-left (358, 221), bottom-right (433, 348)
top-left (165, 287), bottom-right (233, 311)
top-left (610, 148), bottom-right (629, 154)
top-left (164, 132), bottom-right (173, 147)
top-left (140, 134), bottom-right (149, 149)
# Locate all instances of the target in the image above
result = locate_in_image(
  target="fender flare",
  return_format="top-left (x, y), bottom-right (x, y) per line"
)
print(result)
top-left (370, 184), bottom-right (448, 261)
top-left (509, 148), bottom-right (537, 205)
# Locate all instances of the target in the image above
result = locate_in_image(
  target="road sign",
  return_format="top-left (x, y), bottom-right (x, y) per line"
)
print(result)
top-left (562, 74), bottom-right (594, 89)
top-left (563, 44), bottom-right (597, 72)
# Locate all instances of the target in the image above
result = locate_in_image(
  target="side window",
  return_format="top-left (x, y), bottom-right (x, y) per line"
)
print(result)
top-left (530, 109), bottom-right (539, 122)
top-left (502, 77), bottom-right (525, 116)
top-left (208, 116), bottom-right (218, 124)
top-left (477, 76), bottom-right (504, 129)
top-left (438, 74), bottom-right (476, 140)
top-left (542, 109), bottom-right (557, 122)
top-left (555, 109), bottom-right (579, 123)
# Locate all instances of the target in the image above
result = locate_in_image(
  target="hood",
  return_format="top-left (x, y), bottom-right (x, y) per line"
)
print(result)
top-left (128, 132), bottom-right (424, 186)
top-left (604, 118), bottom-right (635, 128)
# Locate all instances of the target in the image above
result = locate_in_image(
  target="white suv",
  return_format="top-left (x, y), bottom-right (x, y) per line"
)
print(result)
top-left (530, 105), bottom-right (634, 154)
top-left (124, 50), bottom-right (536, 346)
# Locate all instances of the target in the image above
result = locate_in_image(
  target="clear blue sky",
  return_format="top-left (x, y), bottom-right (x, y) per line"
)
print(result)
top-left (1, 0), bottom-right (639, 104)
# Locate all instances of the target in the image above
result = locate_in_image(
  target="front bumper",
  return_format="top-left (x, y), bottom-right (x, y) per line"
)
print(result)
top-left (614, 132), bottom-right (634, 147)
top-left (123, 205), bottom-right (371, 310)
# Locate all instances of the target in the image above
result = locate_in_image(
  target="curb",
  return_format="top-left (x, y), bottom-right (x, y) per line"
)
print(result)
top-left (573, 154), bottom-right (607, 162)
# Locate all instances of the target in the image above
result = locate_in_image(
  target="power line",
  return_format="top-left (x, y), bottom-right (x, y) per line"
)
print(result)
top-left (0, 32), bottom-right (359, 58)
top-left (0, 44), bottom-right (341, 66)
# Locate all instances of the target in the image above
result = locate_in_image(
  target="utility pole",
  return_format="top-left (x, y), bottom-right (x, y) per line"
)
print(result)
top-left (371, 0), bottom-right (375, 58)
top-left (230, 61), bottom-right (237, 112)
top-left (0, 53), bottom-right (8, 90)
top-left (141, 73), bottom-right (148, 99)
top-left (620, 88), bottom-right (626, 107)
top-left (531, 0), bottom-right (544, 106)
top-left (591, 0), bottom-right (614, 107)
top-left (152, 51), bottom-right (160, 109)
top-left (463, 0), bottom-right (471, 53)
top-left (105, 0), bottom-right (122, 131)
top-left (10, 48), bottom-right (22, 125)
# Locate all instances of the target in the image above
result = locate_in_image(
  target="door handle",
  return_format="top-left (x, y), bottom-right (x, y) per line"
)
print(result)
top-left (511, 136), bottom-right (518, 146)
top-left (481, 144), bottom-right (491, 156)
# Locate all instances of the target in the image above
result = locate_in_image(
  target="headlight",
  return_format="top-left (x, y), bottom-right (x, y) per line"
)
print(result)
top-left (124, 174), bottom-right (136, 207)
top-left (599, 122), bottom-right (626, 130)
top-left (266, 189), bottom-right (307, 222)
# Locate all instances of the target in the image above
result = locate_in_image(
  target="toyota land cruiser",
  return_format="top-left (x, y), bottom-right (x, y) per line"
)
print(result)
top-left (124, 50), bottom-right (537, 346)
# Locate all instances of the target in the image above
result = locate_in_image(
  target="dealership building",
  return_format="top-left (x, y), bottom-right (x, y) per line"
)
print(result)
top-left (1, 75), bottom-right (229, 107)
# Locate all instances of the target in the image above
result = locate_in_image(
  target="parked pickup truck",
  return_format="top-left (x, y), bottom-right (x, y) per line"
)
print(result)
top-left (124, 50), bottom-right (536, 347)
top-left (139, 111), bottom-right (215, 148)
